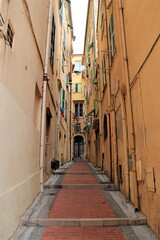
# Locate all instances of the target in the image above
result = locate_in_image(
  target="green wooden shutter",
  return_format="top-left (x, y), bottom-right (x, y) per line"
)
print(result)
top-left (60, 5), bottom-right (63, 23)
top-left (63, 29), bottom-right (66, 50)
top-left (66, 75), bottom-right (69, 87)
top-left (62, 56), bottom-right (65, 72)
top-left (73, 83), bottom-right (75, 92)
top-left (78, 84), bottom-right (82, 93)
top-left (102, 54), bottom-right (106, 87)
top-left (61, 88), bottom-right (65, 115)
top-left (50, 15), bottom-right (56, 67)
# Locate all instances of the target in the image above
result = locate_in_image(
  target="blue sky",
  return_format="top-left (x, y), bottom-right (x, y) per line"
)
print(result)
top-left (71, 0), bottom-right (89, 54)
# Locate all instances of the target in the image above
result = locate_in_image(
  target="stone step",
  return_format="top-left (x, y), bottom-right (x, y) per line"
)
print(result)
top-left (44, 183), bottom-right (115, 190)
top-left (21, 217), bottom-right (147, 227)
top-left (53, 171), bottom-right (106, 175)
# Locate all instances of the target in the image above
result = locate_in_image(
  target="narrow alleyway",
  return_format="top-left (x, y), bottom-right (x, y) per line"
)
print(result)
top-left (12, 159), bottom-right (158, 240)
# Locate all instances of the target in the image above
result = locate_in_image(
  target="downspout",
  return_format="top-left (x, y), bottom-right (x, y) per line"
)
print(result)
top-left (104, 0), bottom-right (114, 183)
top-left (92, 0), bottom-right (97, 75)
top-left (118, 0), bottom-right (139, 210)
top-left (40, 0), bottom-right (52, 193)
top-left (69, 66), bottom-right (72, 162)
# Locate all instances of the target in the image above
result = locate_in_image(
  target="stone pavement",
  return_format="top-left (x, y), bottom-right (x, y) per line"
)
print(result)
top-left (11, 159), bottom-right (159, 240)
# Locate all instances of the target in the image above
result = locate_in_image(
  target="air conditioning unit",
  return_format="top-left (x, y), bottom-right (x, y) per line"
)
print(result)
top-left (0, 13), bottom-right (5, 26)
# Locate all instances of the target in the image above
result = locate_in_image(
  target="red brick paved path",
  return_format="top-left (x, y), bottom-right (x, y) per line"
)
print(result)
top-left (42, 161), bottom-right (126, 240)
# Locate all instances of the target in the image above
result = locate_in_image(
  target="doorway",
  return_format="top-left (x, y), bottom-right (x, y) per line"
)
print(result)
top-left (74, 136), bottom-right (84, 157)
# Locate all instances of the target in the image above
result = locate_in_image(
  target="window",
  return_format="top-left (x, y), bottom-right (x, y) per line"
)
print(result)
top-left (50, 15), bottom-right (56, 67)
top-left (75, 103), bottom-right (83, 118)
top-left (74, 61), bottom-right (81, 72)
top-left (85, 91), bottom-right (89, 104)
top-left (88, 42), bottom-right (94, 51)
top-left (101, 5), bottom-right (105, 39)
top-left (7, 23), bottom-right (14, 48)
top-left (102, 54), bottom-right (107, 87)
top-left (59, 0), bottom-right (63, 23)
top-left (103, 114), bottom-right (108, 140)
top-left (66, 74), bottom-right (69, 88)
top-left (61, 88), bottom-right (65, 117)
top-left (63, 29), bottom-right (66, 50)
top-left (109, 13), bottom-right (116, 58)
top-left (74, 123), bottom-right (81, 132)
top-left (73, 83), bottom-right (82, 93)
top-left (87, 52), bottom-right (91, 66)
top-left (62, 54), bottom-right (65, 72)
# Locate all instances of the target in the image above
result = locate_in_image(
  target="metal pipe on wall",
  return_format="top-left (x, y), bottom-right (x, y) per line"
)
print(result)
top-left (69, 66), bottom-right (72, 162)
top-left (104, 0), bottom-right (116, 184)
top-left (118, 0), bottom-right (139, 210)
top-left (40, 0), bottom-right (53, 193)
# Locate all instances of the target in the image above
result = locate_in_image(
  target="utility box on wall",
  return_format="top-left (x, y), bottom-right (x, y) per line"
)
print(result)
top-left (146, 168), bottom-right (156, 192)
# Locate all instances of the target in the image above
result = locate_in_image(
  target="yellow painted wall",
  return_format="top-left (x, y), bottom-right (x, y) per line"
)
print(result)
top-left (0, 0), bottom-right (73, 238)
top-left (95, 0), bottom-right (160, 236)
top-left (72, 55), bottom-right (86, 158)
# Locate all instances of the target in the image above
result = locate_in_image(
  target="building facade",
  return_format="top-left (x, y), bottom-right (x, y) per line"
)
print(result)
top-left (0, 0), bottom-right (73, 239)
top-left (72, 54), bottom-right (86, 159)
top-left (83, 0), bottom-right (160, 237)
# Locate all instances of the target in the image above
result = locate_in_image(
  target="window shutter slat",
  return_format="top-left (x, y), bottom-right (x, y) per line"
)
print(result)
top-left (78, 84), bottom-right (82, 93)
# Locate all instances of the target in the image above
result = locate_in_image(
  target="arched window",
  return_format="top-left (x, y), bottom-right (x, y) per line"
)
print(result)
top-left (103, 114), bottom-right (108, 140)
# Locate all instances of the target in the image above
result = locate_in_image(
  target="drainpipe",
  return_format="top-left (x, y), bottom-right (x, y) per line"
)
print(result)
top-left (69, 64), bottom-right (72, 162)
top-left (103, 0), bottom-right (113, 182)
top-left (118, 0), bottom-right (139, 210)
top-left (40, 0), bottom-right (52, 193)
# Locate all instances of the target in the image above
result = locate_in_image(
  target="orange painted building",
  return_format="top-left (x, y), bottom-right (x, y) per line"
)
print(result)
top-left (84, 0), bottom-right (160, 237)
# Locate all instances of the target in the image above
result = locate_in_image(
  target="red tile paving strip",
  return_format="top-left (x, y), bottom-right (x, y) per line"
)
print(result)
top-left (61, 174), bottom-right (98, 184)
top-left (42, 227), bottom-right (127, 240)
top-left (66, 162), bottom-right (92, 172)
top-left (49, 189), bottom-right (115, 218)
top-left (42, 162), bottom-right (127, 240)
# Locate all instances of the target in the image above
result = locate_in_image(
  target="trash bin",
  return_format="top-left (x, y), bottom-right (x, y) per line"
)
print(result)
top-left (51, 160), bottom-right (59, 170)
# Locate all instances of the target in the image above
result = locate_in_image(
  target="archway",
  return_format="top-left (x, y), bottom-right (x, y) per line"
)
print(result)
top-left (74, 135), bottom-right (84, 157)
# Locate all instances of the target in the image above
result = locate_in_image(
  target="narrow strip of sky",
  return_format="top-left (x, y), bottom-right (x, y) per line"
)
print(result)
top-left (71, 0), bottom-right (89, 54)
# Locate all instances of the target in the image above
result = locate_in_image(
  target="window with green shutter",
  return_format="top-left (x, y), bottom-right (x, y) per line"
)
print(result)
top-left (109, 12), bottom-right (116, 58)
top-left (62, 55), bottom-right (65, 72)
top-left (102, 54), bottom-right (107, 88)
top-left (86, 65), bottom-right (89, 77)
top-left (85, 91), bottom-right (89, 104)
top-left (66, 74), bottom-right (69, 87)
top-left (63, 29), bottom-right (66, 50)
top-left (74, 83), bottom-right (82, 93)
top-left (94, 97), bottom-right (98, 116)
top-left (101, 5), bottom-right (105, 40)
top-left (61, 88), bottom-right (65, 117)
top-left (59, 0), bottom-right (63, 23)
top-left (88, 42), bottom-right (94, 51)
top-left (50, 15), bottom-right (56, 67)
top-left (87, 52), bottom-right (91, 66)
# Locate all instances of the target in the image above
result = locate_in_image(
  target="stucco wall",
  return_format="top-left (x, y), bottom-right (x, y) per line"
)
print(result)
top-left (0, 83), bottom-right (40, 240)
